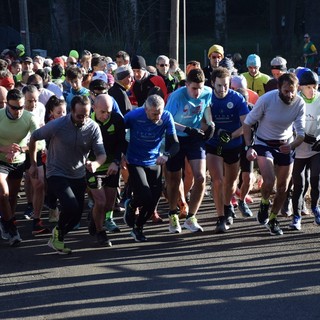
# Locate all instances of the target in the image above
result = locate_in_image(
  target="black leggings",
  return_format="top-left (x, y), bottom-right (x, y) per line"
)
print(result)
top-left (47, 176), bottom-right (87, 235)
top-left (292, 153), bottom-right (320, 215)
top-left (128, 164), bottom-right (162, 227)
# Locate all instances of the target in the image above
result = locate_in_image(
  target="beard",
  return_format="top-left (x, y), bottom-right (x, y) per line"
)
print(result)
top-left (279, 91), bottom-right (295, 105)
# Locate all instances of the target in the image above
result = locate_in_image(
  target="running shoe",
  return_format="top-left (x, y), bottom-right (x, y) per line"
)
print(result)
top-left (96, 230), bottom-right (112, 246)
top-left (215, 216), bottom-right (229, 234)
top-left (312, 207), bottom-right (320, 225)
top-left (105, 218), bottom-right (120, 233)
top-left (257, 201), bottom-right (270, 225)
top-left (48, 226), bottom-right (72, 254)
top-left (48, 208), bottom-right (60, 223)
top-left (24, 204), bottom-right (34, 220)
top-left (238, 200), bottom-right (253, 218)
top-left (288, 215), bottom-right (302, 230)
top-left (32, 219), bottom-right (51, 235)
top-left (168, 214), bottom-right (181, 233)
top-left (130, 227), bottom-right (147, 242)
top-left (266, 218), bottom-right (283, 236)
top-left (183, 216), bottom-right (203, 232)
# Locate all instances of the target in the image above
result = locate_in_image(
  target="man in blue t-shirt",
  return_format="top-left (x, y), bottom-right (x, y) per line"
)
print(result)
top-left (165, 68), bottom-right (214, 234)
top-left (206, 67), bottom-right (250, 234)
top-left (123, 94), bottom-right (179, 242)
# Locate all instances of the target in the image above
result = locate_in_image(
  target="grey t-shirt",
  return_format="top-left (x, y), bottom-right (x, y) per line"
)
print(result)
top-left (31, 114), bottom-right (105, 179)
top-left (244, 89), bottom-right (305, 144)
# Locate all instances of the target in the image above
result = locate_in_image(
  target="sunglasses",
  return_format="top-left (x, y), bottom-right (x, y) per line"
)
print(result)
top-left (159, 64), bottom-right (169, 67)
top-left (8, 102), bottom-right (24, 111)
top-left (69, 62), bottom-right (78, 65)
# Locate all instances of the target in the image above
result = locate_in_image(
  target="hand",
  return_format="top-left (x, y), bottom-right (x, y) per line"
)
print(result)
top-left (86, 160), bottom-right (99, 173)
top-left (218, 129), bottom-right (232, 143)
top-left (156, 155), bottom-right (168, 165)
top-left (184, 126), bottom-right (205, 138)
top-left (246, 147), bottom-right (257, 161)
top-left (106, 162), bottom-right (119, 176)
top-left (279, 143), bottom-right (292, 154)
top-left (203, 124), bottom-right (215, 140)
top-left (312, 140), bottom-right (320, 151)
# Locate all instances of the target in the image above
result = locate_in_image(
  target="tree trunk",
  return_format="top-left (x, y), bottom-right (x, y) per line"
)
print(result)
top-left (169, 0), bottom-right (179, 61)
top-left (49, 0), bottom-right (70, 56)
top-left (215, 0), bottom-right (227, 48)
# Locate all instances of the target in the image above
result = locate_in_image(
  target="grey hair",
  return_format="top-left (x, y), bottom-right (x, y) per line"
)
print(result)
top-left (145, 94), bottom-right (165, 109)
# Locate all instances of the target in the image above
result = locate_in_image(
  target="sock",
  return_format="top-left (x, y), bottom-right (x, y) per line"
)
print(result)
top-left (186, 213), bottom-right (194, 219)
top-left (261, 197), bottom-right (269, 205)
top-left (105, 210), bottom-right (113, 220)
top-left (269, 212), bottom-right (277, 221)
top-left (169, 209), bottom-right (178, 216)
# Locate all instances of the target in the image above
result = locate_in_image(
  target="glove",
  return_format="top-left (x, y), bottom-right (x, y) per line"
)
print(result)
top-left (312, 140), bottom-right (320, 151)
top-left (203, 124), bottom-right (215, 140)
top-left (184, 126), bottom-right (205, 138)
top-left (218, 129), bottom-right (232, 144)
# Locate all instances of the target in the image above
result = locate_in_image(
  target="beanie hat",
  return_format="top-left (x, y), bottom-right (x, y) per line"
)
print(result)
top-left (51, 64), bottom-right (64, 79)
top-left (299, 70), bottom-right (318, 86)
top-left (0, 76), bottom-right (15, 89)
top-left (53, 57), bottom-right (65, 67)
top-left (69, 50), bottom-right (79, 59)
top-left (131, 55), bottom-right (147, 70)
top-left (207, 44), bottom-right (224, 58)
top-left (89, 79), bottom-right (108, 91)
top-left (219, 57), bottom-right (234, 71)
top-left (246, 54), bottom-right (261, 68)
top-left (270, 56), bottom-right (287, 71)
top-left (295, 67), bottom-right (311, 82)
top-left (16, 44), bottom-right (25, 52)
top-left (92, 71), bottom-right (108, 84)
top-left (230, 75), bottom-right (248, 90)
top-left (115, 65), bottom-right (133, 81)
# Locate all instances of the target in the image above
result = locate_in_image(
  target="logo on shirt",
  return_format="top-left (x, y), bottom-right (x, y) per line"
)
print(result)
top-left (227, 102), bottom-right (234, 109)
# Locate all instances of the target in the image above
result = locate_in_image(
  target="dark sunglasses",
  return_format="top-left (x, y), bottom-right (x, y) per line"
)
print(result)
top-left (159, 64), bottom-right (169, 67)
top-left (69, 62), bottom-right (78, 65)
top-left (8, 102), bottom-right (24, 110)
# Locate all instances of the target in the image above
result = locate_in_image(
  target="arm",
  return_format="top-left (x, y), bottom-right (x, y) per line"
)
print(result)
top-left (28, 134), bottom-right (39, 178)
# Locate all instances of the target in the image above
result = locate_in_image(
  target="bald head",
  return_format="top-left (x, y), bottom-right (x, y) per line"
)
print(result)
top-left (0, 85), bottom-right (8, 109)
top-left (93, 93), bottom-right (113, 122)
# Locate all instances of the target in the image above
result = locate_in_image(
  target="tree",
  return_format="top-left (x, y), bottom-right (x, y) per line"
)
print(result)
top-left (215, 0), bottom-right (227, 47)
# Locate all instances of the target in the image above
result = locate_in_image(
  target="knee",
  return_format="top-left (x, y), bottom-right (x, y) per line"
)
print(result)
top-left (193, 174), bottom-right (205, 186)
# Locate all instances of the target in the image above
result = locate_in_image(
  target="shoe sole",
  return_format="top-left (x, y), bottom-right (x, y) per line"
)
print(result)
top-left (47, 240), bottom-right (72, 255)
top-left (32, 227), bottom-right (51, 236)
top-left (9, 238), bottom-right (22, 247)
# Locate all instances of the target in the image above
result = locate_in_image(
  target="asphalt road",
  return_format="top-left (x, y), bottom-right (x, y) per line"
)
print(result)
top-left (1, 190), bottom-right (320, 320)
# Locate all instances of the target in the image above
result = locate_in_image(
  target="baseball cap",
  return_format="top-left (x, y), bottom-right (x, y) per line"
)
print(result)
top-left (23, 56), bottom-right (33, 63)
top-left (270, 56), bottom-right (287, 71)
top-left (92, 71), bottom-right (108, 84)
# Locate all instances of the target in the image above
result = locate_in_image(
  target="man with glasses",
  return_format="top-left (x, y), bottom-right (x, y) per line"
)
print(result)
top-left (28, 95), bottom-right (106, 254)
top-left (0, 89), bottom-right (38, 246)
top-left (156, 55), bottom-right (179, 94)
top-left (203, 44), bottom-right (224, 87)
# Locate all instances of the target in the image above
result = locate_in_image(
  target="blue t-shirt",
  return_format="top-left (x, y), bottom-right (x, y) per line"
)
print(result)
top-left (165, 86), bottom-right (212, 137)
top-left (124, 107), bottom-right (176, 166)
top-left (207, 89), bottom-right (249, 149)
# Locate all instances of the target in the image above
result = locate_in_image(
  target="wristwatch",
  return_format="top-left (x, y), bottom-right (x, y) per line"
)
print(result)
top-left (163, 151), bottom-right (171, 158)
top-left (244, 145), bottom-right (253, 151)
